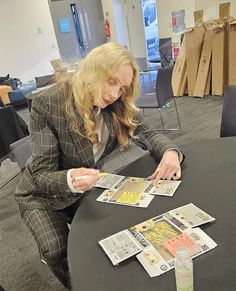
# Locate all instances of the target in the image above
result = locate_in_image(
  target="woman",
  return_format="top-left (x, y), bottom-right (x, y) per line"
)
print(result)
top-left (15, 43), bottom-right (183, 289)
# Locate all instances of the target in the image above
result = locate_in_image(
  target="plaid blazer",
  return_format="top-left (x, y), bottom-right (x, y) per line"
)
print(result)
top-left (15, 84), bottom-right (181, 212)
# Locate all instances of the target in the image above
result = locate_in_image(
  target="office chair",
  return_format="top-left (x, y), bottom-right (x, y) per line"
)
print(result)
top-left (220, 85), bottom-right (236, 137)
top-left (136, 66), bottom-right (181, 132)
top-left (35, 74), bottom-right (55, 88)
top-left (9, 135), bottom-right (32, 171)
top-left (159, 37), bottom-right (173, 67)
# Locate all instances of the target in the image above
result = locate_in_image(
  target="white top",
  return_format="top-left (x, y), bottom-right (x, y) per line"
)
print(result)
top-left (67, 108), bottom-right (109, 193)
top-left (92, 108), bottom-right (109, 162)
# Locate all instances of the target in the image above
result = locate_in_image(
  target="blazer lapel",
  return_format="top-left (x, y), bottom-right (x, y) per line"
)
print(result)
top-left (101, 109), bottom-right (118, 155)
top-left (67, 113), bottom-right (95, 168)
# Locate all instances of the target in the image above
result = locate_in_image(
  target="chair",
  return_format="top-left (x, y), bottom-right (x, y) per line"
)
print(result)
top-left (0, 105), bottom-right (29, 159)
top-left (220, 85), bottom-right (236, 137)
top-left (10, 135), bottom-right (32, 171)
top-left (159, 37), bottom-right (173, 68)
top-left (0, 85), bottom-right (12, 105)
top-left (35, 74), bottom-right (55, 88)
top-left (136, 65), bottom-right (181, 132)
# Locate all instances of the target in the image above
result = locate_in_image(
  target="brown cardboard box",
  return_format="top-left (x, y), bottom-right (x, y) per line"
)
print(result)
top-left (212, 24), bottom-right (225, 95)
top-left (185, 26), bottom-right (205, 96)
top-left (219, 2), bottom-right (230, 19)
top-left (193, 28), bottom-right (214, 97)
top-left (228, 21), bottom-right (236, 85)
top-left (223, 17), bottom-right (235, 86)
top-left (205, 64), bottom-right (212, 95)
top-left (178, 67), bottom-right (187, 96)
top-left (171, 37), bottom-right (187, 96)
top-left (194, 10), bottom-right (203, 27)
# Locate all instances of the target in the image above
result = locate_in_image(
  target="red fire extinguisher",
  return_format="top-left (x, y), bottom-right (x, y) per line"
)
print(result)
top-left (105, 19), bottom-right (111, 41)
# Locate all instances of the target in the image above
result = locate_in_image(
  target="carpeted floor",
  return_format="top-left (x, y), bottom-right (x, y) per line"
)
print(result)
top-left (0, 94), bottom-right (223, 291)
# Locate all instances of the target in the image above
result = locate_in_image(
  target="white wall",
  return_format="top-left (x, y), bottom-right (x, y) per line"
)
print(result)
top-left (195, 0), bottom-right (236, 20)
top-left (0, 0), bottom-right (60, 83)
top-left (102, 0), bottom-right (146, 58)
top-left (113, 0), bottom-right (129, 47)
top-left (101, 0), bottom-right (118, 42)
top-left (123, 0), bottom-right (146, 58)
top-left (157, 0), bottom-right (196, 38)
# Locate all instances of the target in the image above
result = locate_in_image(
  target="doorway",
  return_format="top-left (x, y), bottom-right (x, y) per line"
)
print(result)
top-left (141, 0), bottom-right (160, 62)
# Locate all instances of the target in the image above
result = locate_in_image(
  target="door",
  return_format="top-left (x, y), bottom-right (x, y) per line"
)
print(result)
top-left (48, 0), bottom-right (105, 62)
top-left (142, 0), bottom-right (160, 62)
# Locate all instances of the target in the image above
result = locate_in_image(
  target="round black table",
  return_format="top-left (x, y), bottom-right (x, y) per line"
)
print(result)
top-left (68, 137), bottom-right (236, 291)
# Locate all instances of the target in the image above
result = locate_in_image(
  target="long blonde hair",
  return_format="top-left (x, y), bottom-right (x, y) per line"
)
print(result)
top-left (65, 43), bottom-right (140, 146)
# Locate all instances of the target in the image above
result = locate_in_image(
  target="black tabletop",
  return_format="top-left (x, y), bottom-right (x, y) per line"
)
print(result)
top-left (68, 137), bottom-right (236, 291)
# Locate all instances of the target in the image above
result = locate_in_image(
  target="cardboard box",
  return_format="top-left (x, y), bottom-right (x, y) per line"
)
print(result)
top-left (222, 17), bottom-right (234, 86)
top-left (219, 2), bottom-right (230, 19)
top-left (171, 37), bottom-right (187, 96)
top-left (193, 28), bottom-right (214, 97)
top-left (185, 26), bottom-right (205, 96)
top-left (228, 21), bottom-right (236, 85)
top-left (178, 67), bottom-right (187, 96)
top-left (173, 8), bottom-right (234, 97)
top-left (194, 10), bottom-right (203, 27)
top-left (212, 24), bottom-right (225, 95)
top-left (205, 64), bottom-right (211, 96)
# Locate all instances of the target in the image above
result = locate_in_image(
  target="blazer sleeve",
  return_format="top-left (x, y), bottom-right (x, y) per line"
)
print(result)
top-left (133, 113), bottom-right (184, 162)
top-left (29, 96), bottom-right (72, 197)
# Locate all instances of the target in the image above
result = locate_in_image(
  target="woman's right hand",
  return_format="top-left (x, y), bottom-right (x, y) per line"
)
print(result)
top-left (70, 167), bottom-right (100, 192)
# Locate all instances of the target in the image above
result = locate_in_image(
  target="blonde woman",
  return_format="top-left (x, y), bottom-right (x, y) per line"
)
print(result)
top-left (15, 43), bottom-right (183, 289)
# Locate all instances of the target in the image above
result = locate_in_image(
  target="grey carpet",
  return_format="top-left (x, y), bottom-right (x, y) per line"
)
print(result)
top-left (0, 94), bottom-right (223, 290)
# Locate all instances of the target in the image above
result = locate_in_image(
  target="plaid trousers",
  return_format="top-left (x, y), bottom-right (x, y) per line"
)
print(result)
top-left (22, 203), bottom-right (78, 289)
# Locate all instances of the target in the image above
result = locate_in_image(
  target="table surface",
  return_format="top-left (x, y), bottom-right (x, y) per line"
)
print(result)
top-left (68, 137), bottom-right (236, 291)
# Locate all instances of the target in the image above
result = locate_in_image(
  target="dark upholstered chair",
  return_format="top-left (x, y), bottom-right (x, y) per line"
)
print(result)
top-left (220, 85), bottom-right (236, 137)
top-left (0, 105), bottom-right (29, 159)
top-left (35, 74), bottom-right (55, 88)
top-left (10, 135), bottom-right (32, 171)
top-left (159, 37), bottom-right (173, 67)
top-left (136, 65), bottom-right (181, 131)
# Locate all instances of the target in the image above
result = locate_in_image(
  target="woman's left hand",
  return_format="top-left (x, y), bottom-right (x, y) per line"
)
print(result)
top-left (147, 150), bottom-right (181, 184)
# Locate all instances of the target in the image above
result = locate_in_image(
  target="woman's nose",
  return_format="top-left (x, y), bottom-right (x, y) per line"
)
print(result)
top-left (110, 86), bottom-right (121, 99)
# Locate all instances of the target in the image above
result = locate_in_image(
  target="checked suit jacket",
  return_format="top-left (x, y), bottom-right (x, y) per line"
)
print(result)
top-left (15, 84), bottom-right (181, 212)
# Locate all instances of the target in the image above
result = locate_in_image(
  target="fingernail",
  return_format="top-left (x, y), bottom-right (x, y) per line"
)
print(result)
top-left (99, 172), bottom-right (108, 177)
top-left (155, 167), bottom-right (161, 173)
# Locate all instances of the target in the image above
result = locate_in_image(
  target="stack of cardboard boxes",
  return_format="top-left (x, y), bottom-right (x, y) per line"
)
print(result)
top-left (172, 3), bottom-right (236, 97)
